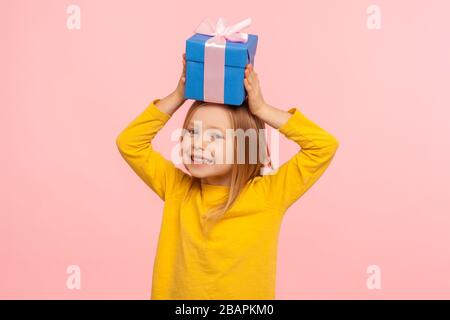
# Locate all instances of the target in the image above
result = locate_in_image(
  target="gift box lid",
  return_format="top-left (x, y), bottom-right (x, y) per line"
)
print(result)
top-left (186, 33), bottom-right (258, 68)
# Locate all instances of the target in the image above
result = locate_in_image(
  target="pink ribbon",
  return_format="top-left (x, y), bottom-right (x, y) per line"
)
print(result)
top-left (194, 17), bottom-right (252, 103)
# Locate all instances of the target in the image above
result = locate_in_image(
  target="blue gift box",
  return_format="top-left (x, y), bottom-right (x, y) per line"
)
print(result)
top-left (184, 33), bottom-right (258, 106)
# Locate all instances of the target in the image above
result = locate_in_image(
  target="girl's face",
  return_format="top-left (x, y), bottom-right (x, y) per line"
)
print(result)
top-left (181, 104), bottom-right (234, 180)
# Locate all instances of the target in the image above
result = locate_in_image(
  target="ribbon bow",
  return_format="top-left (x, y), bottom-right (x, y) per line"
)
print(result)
top-left (194, 17), bottom-right (251, 43)
top-left (193, 18), bottom-right (252, 104)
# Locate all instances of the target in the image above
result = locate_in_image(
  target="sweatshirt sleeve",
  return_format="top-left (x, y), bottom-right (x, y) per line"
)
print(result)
top-left (116, 99), bottom-right (191, 201)
top-left (255, 107), bottom-right (339, 211)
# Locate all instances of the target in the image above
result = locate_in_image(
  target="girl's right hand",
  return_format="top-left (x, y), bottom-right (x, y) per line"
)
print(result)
top-left (155, 54), bottom-right (187, 115)
top-left (173, 53), bottom-right (187, 103)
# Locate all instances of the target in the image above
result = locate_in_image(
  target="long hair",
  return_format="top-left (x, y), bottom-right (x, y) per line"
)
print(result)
top-left (180, 98), bottom-right (271, 235)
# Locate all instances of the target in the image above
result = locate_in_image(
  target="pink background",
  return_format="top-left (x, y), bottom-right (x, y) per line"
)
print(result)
top-left (2, 0), bottom-right (450, 299)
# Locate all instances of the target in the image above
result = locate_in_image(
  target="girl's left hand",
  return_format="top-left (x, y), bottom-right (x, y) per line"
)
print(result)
top-left (244, 64), bottom-right (268, 117)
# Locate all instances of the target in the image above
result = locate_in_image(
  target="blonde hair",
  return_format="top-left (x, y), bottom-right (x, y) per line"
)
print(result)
top-left (180, 98), bottom-right (271, 235)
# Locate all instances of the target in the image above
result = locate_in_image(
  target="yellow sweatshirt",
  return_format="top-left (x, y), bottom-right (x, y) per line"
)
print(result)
top-left (116, 99), bottom-right (339, 300)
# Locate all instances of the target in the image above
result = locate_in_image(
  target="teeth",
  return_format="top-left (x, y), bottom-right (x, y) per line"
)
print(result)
top-left (192, 155), bottom-right (213, 164)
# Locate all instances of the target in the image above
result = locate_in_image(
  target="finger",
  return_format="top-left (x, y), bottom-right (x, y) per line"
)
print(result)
top-left (249, 69), bottom-right (256, 81)
top-left (253, 70), bottom-right (259, 82)
top-left (244, 78), bottom-right (252, 92)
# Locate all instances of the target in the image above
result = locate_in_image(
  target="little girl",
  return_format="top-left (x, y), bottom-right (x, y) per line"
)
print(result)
top-left (116, 53), bottom-right (339, 300)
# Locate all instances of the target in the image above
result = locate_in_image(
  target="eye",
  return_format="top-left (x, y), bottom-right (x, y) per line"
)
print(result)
top-left (187, 128), bottom-right (200, 136)
top-left (207, 129), bottom-right (224, 140)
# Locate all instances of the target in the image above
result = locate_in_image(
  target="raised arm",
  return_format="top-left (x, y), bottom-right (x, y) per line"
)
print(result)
top-left (116, 97), bottom-right (191, 201)
top-left (244, 64), bottom-right (339, 211)
top-left (116, 54), bottom-right (191, 200)
top-left (254, 105), bottom-right (339, 210)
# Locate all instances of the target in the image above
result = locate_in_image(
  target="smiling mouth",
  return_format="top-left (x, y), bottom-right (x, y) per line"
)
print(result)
top-left (191, 154), bottom-right (214, 165)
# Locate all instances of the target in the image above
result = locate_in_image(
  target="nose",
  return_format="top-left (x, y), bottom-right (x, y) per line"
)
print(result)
top-left (193, 132), bottom-right (210, 150)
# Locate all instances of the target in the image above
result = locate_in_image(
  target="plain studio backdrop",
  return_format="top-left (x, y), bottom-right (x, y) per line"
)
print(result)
top-left (1, 0), bottom-right (449, 299)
